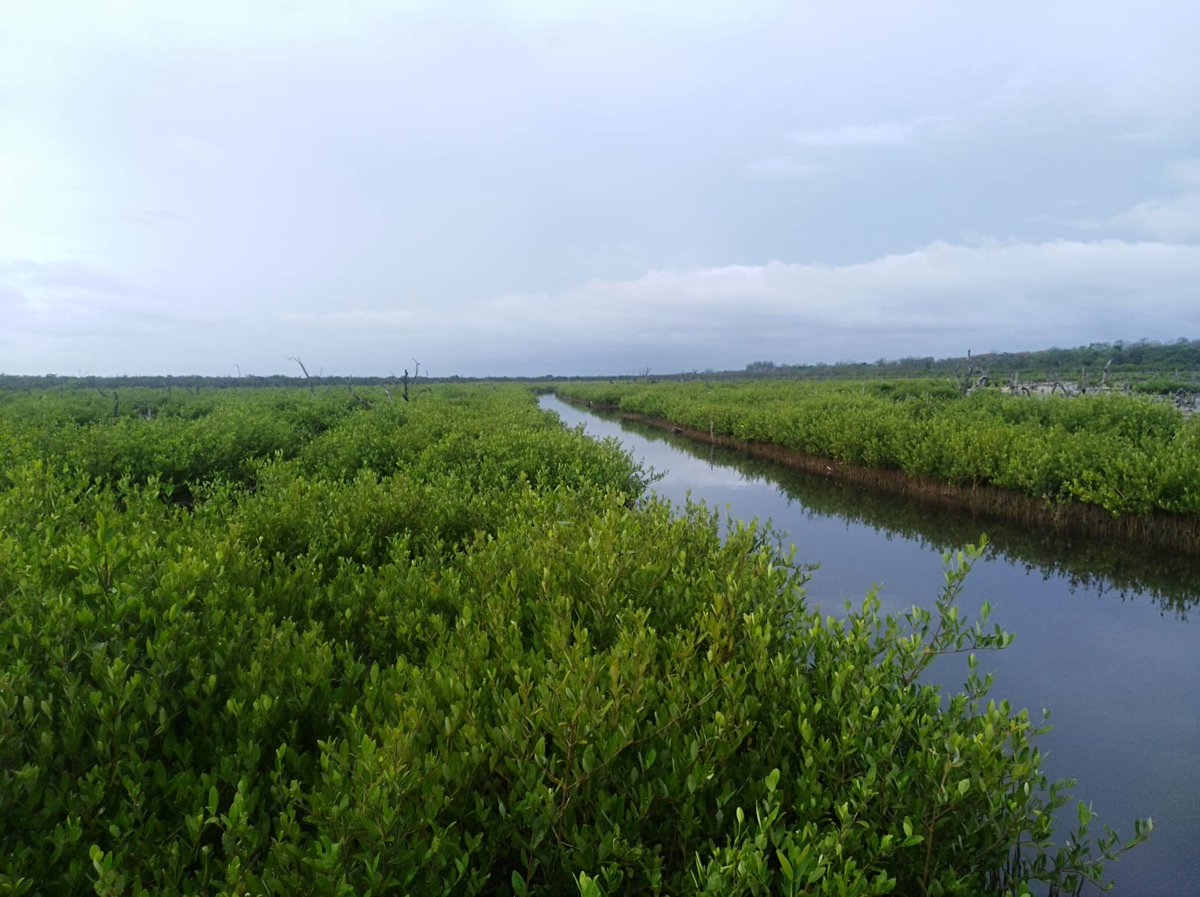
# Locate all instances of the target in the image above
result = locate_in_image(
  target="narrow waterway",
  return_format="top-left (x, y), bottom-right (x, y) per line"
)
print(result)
top-left (540, 394), bottom-right (1200, 897)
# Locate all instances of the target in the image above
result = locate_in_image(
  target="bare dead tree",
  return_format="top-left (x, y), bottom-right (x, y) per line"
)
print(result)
top-left (345, 379), bottom-right (372, 409)
top-left (95, 386), bottom-right (120, 417)
top-left (954, 350), bottom-right (988, 394)
top-left (408, 359), bottom-right (430, 400)
top-left (286, 356), bottom-right (315, 396)
top-left (1100, 358), bottom-right (1113, 389)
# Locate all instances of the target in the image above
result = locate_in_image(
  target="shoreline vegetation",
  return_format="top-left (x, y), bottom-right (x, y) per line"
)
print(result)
top-left (554, 402), bottom-right (1200, 614)
top-left (552, 380), bottom-right (1200, 558)
top-left (0, 384), bottom-right (1149, 895)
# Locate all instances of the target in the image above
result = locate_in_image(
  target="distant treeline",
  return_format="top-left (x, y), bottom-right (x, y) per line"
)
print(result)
top-left (743, 337), bottom-right (1200, 387)
top-left (1, 337), bottom-right (1196, 392)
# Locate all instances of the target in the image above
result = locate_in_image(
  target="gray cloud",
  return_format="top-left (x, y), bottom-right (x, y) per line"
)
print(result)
top-left (1, 1), bottom-right (1197, 375)
top-left (265, 238), bottom-right (1200, 376)
top-left (1108, 194), bottom-right (1200, 242)
top-left (1073, 160), bottom-right (1200, 242)
top-left (746, 156), bottom-right (823, 178)
top-left (790, 116), bottom-right (952, 148)
top-left (0, 258), bottom-right (138, 296)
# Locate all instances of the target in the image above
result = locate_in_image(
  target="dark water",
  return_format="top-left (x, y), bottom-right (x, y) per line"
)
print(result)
top-left (540, 395), bottom-right (1200, 897)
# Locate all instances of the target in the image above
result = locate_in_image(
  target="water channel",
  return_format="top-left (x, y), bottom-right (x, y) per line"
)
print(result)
top-left (540, 394), bottom-right (1200, 896)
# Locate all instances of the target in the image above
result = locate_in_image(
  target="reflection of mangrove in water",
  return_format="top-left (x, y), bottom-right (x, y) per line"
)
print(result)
top-left (593, 408), bottom-right (1200, 617)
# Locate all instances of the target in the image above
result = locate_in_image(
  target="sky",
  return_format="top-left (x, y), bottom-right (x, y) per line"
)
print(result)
top-left (2, 0), bottom-right (1198, 377)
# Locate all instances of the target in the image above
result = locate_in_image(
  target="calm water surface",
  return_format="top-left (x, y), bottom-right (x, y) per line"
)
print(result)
top-left (541, 395), bottom-right (1200, 897)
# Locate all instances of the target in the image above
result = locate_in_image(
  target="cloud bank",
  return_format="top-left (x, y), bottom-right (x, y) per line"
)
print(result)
top-left (1, 1), bottom-right (1197, 376)
top-left (266, 238), bottom-right (1198, 376)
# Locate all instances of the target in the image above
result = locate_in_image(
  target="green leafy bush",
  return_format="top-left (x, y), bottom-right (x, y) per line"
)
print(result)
top-left (0, 385), bottom-right (1147, 895)
top-left (560, 379), bottom-right (1198, 518)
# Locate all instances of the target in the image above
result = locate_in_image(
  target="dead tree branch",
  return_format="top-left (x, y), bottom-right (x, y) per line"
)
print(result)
top-left (286, 356), bottom-right (315, 396)
top-left (345, 379), bottom-right (373, 409)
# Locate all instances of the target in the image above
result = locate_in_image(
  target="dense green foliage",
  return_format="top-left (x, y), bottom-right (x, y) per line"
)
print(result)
top-left (0, 386), bottom-right (1146, 895)
top-left (559, 379), bottom-right (1200, 518)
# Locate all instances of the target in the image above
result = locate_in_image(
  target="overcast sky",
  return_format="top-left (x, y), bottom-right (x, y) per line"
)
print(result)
top-left (2, 1), bottom-right (1198, 377)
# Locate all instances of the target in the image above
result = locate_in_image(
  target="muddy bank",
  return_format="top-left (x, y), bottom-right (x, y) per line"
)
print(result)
top-left (561, 397), bottom-right (1200, 557)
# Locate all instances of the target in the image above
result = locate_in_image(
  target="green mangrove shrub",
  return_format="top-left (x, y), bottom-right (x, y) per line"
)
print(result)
top-left (0, 385), bottom-right (1147, 896)
top-left (558, 379), bottom-right (1198, 518)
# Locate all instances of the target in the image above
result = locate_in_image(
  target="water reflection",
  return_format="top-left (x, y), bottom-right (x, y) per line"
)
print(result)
top-left (552, 397), bottom-right (1200, 615)
top-left (541, 394), bottom-right (1200, 896)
